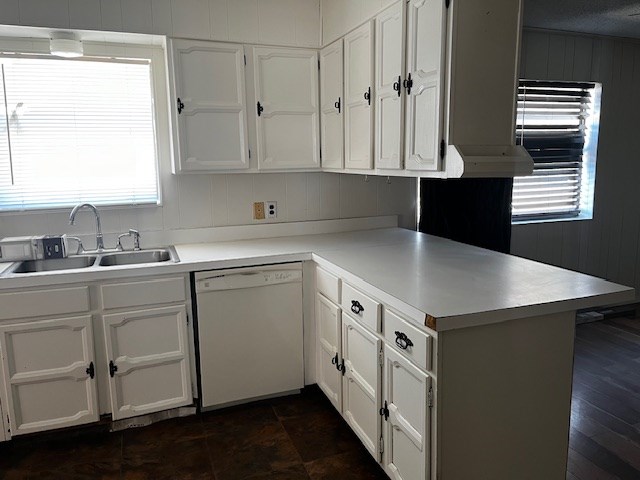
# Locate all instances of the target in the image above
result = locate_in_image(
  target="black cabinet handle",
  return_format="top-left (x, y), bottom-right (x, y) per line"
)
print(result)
top-left (257, 101), bottom-right (264, 117)
top-left (379, 400), bottom-right (389, 421)
top-left (177, 98), bottom-right (185, 114)
top-left (109, 360), bottom-right (118, 378)
top-left (334, 97), bottom-right (341, 113)
top-left (86, 362), bottom-right (95, 379)
top-left (351, 300), bottom-right (364, 315)
top-left (393, 76), bottom-right (401, 97)
top-left (332, 352), bottom-right (339, 365)
top-left (364, 87), bottom-right (371, 105)
top-left (394, 331), bottom-right (414, 350)
top-left (403, 74), bottom-right (413, 95)
top-left (339, 359), bottom-right (345, 375)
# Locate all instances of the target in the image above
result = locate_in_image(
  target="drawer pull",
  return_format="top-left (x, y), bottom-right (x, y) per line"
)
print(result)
top-left (395, 331), bottom-right (414, 350)
top-left (351, 300), bottom-right (364, 315)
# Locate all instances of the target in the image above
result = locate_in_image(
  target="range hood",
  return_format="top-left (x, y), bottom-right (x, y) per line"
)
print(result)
top-left (445, 145), bottom-right (534, 178)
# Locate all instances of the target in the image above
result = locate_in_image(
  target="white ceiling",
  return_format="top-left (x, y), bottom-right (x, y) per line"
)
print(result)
top-left (524, 0), bottom-right (640, 39)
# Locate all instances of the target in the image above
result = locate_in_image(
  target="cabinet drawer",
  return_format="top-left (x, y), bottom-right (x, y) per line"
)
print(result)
top-left (384, 309), bottom-right (431, 371)
top-left (0, 287), bottom-right (90, 320)
top-left (341, 283), bottom-right (381, 333)
top-left (316, 267), bottom-right (341, 305)
top-left (101, 276), bottom-right (186, 310)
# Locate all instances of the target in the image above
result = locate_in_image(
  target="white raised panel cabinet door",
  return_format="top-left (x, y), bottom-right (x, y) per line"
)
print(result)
top-left (404, 0), bottom-right (447, 171)
top-left (253, 47), bottom-right (320, 169)
top-left (103, 305), bottom-right (192, 420)
top-left (375, 1), bottom-right (405, 170)
top-left (0, 316), bottom-right (98, 436)
top-left (382, 346), bottom-right (432, 480)
top-left (342, 313), bottom-right (382, 460)
top-left (320, 40), bottom-right (344, 169)
top-left (344, 22), bottom-right (374, 170)
top-left (168, 40), bottom-right (249, 172)
top-left (316, 293), bottom-right (342, 411)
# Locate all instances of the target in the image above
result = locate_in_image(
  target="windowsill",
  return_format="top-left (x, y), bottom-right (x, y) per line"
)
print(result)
top-left (512, 213), bottom-right (593, 226)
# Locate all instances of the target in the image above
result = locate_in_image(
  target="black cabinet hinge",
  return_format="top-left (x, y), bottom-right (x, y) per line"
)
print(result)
top-left (244, 54), bottom-right (247, 66)
top-left (320, 147), bottom-right (322, 159)
top-left (440, 139), bottom-right (446, 159)
top-left (109, 360), bottom-right (118, 378)
top-left (248, 149), bottom-right (251, 159)
top-left (257, 101), bottom-right (264, 117)
top-left (379, 400), bottom-right (389, 421)
top-left (445, 0), bottom-right (451, 8)
top-left (177, 97), bottom-right (184, 114)
top-left (318, 59), bottom-right (321, 70)
top-left (86, 361), bottom-right (95, 379)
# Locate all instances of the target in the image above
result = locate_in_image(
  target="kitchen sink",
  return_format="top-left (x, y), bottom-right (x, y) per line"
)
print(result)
top-left (98, 248), bottom-right (177, 267)
top-left (8, 255), bottom-right (97, 274)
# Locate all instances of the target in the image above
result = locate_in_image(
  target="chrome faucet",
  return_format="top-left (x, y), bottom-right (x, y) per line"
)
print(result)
top-left (69, 203), bottom-right (104, 251)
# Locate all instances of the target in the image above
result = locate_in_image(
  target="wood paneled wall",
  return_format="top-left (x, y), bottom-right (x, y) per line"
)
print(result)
top-left (511, 29), bottom-right (640, 300)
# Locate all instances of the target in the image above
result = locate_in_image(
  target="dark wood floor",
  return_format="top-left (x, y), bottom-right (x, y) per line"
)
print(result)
top-left (1, 316), bottom-right (640, 479)
top-left (569, 316), bottom-right (640, 480)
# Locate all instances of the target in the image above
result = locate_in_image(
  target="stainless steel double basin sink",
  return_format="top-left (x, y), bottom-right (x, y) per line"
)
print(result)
top-left (4, 247), bottom-right (179, 275)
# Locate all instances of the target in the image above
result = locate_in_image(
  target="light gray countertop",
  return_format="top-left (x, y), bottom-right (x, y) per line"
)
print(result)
top-left (0, 228), bottom-right (633, 331)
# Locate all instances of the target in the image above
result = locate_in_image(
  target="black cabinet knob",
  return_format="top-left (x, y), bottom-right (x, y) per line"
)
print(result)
top-left (351, 300), bottom-right (364, 315)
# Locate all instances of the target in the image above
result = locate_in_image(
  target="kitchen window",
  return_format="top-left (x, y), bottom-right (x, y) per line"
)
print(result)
top-left (512, 80), bottom-right (601, 223)
top-left (0, 52), bottom-right (160, 212)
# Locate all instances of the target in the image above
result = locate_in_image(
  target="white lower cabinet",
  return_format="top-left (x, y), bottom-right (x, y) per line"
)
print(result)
top-left (342, 313), bottom-right (383, 460)
top-left (316, 293), bottom-right (343, 411)
top-left (315, 266), bottom-right (435, 479)
top-left (0, 316), bottom-right (99, 436)
top-left (382, 346), bottom-right (431, 480)
top-left (0, 274), bottom-right (193, 439)
top-left (102, 305), bottom-right (192, 421)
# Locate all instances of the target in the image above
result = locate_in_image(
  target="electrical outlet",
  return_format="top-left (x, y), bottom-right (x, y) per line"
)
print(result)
top-left (253, 202), bottom-right (265, 220)
top-left (266, 201), bottom-right (277, 218)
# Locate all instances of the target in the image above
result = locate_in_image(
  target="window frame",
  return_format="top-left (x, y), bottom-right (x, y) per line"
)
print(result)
top-left (0, 37), bottom-right (167, 214)
top-left (511, 79), bottom-right (602, 225)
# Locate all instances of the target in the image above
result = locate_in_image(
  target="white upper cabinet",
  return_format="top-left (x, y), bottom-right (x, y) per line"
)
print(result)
top-left (252, 47), bottom-right (320, 170)
top-left (374, 1), bottom-right (406, 170)
top-left (320, 40), bottom-right (344, 169)
top-left (168, 39), bottom-right (250, 173)
top-left (344, 22), bottom-right (375, 170)
top-left (103, 305), bottom-right (192, 420)
top-left (404, 0), bottom-right (447, 171)
top-left (0, 316), bottom-right (99, 436)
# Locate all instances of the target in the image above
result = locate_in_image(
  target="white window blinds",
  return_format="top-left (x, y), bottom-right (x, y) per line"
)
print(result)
top-left (0, 56), bottom-right (159, 211)
top-left (512, 80), bottom-right (600, 222)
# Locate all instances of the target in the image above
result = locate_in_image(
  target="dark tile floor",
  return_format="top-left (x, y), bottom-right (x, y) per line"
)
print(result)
top-left (2, 315), bottom-right (640, 480)
top-left (0, 385), bottom-right (387, 480)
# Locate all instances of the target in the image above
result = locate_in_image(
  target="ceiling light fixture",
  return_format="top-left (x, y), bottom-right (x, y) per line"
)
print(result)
top-left (50, 32), bottom-right (83, 58)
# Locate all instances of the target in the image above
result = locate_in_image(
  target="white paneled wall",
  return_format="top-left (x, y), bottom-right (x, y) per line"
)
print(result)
top-left (0, 173), bottom-right (416, 247)
top-left (321, 0), bottom-right (397, 46)
top-left (511, 29), bottom-right (640, 301)
top-left (0, 0), bottom-right (320, 47)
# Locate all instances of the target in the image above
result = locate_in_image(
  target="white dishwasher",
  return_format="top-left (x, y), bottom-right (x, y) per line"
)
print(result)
top-left (195, 263), bottom-right (304, 409)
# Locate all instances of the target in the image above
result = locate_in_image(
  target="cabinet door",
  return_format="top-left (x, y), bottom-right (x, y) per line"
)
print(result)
top-left (0, 316), bottom-right (98, 436)
top-left (168, 39), bottom-right (249, 172)
top-left (342, 313), bottom-right (382, 460)
top-left (375, 1), bottom-right (405, 170)
top-left (382, 346), bottom-right (432, 480)
top-left (103, 305), bottom-right (192, 420)
top-left (344, 22), bottom-right (374, 170)
top-left (316, 293), bottom-right (342, 411)
top-left (320, 40), bottom-right (344, 169)
top-left (253, 47), bottom-right (320, 170)
top-left (404, 0), bottom-right (447, 171)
